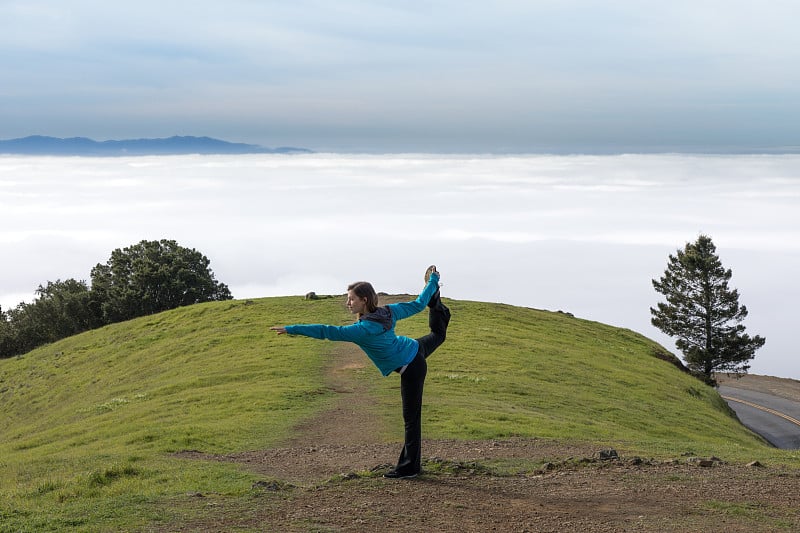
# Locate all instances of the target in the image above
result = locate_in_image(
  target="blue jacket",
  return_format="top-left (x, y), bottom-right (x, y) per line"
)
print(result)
top-left (284, 273), bottom-right (440, 376)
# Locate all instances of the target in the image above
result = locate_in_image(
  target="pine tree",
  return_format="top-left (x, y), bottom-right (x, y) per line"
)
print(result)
top-left (651, 235), bottom-right (765, 385)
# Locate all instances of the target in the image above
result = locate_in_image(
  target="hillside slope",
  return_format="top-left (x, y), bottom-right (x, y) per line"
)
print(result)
top-left (0, 296), bottom-right (768, 458)
top-left (0, 296), bottom-right (784, 530)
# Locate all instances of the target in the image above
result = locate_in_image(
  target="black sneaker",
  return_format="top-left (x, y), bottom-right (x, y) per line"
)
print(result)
top-left (383, 469), bottom-right (419, 479)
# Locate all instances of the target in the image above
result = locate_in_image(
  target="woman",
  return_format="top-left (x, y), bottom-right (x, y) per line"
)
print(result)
top-left (270, 265), bottom-right (451, 479)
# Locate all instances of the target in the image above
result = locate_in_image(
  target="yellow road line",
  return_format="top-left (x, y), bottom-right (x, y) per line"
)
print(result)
top-left (722, 395), bottom-right (800, 428)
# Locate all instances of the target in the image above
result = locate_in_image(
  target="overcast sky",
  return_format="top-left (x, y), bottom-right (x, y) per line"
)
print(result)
top-left (2, 1), bottom-right (799, 152)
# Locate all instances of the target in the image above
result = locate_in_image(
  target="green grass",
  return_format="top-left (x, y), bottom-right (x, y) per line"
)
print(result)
top-left (388, 300), bottom-right (777, 458)
top-left (701, 500), bottom-right (796, 530)
top-left (1, 295), bottom-right (798, 531)
top-left (0, 297), bottom-right (341, 531)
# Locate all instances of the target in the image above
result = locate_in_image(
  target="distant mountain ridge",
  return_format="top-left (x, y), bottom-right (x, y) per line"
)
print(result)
top-left (0, 135), bottom-right (312, 155)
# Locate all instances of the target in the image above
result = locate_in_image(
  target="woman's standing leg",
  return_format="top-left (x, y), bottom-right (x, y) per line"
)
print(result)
top-left (386, 268), bottom-right (451, 478)
top-left (386, 351), bottom-right (427, 477)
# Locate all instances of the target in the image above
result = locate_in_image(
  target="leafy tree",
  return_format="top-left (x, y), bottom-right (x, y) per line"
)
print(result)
top-left (33, 279), bottom-right (103, 335)
top-left (90, 239), bottom-right (232, 323)
top-left (0, 305), bottom-right (15, 356)
top-left (651, 235), bottom-right (765, 385)
top-left (0, 279), bottom-right (100, 357)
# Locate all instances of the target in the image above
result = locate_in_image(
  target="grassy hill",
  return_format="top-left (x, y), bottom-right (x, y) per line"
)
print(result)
top-left (0, 296), bottom-right (795, 530)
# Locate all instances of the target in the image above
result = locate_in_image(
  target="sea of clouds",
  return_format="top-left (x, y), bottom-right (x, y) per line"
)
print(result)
top-left (2, 153), bottom-right (798, 378)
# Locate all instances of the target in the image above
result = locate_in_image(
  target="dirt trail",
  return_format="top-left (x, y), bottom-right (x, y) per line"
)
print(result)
top-left (717, 373), bottom-right (800, 403)
top-left (283, 342), bottom-right (386, 449)
top-left (211, 342), bottom-right (402, 484)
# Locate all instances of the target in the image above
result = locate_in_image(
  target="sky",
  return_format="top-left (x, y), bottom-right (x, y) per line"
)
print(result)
top-left (1, 1), bottom-right (799, 152)
top-left (1, 154), bottom-right (798, 380)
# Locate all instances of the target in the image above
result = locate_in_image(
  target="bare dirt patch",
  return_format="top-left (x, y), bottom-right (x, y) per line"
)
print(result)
top-left (718, 373), bottom-right (800, 403)
top-left (173, 348), bottom-right (800, 532)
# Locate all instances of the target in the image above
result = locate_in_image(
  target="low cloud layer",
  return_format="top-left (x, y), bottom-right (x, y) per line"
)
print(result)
top-left (2, 154), bottom-right (798, 378)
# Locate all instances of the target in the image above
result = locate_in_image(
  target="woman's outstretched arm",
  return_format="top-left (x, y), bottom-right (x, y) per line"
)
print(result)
top-left (389, 271), bottom-right (440, 321)
top-left (270, 321), bottom-right (381, 342)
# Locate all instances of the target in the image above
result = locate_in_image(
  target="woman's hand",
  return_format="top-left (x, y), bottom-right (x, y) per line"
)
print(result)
top-left (270, 326), bottom-right (287, 335)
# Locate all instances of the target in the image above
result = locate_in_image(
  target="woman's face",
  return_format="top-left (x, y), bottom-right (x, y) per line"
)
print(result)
top-left (346, 290), bottom-right (368, 315)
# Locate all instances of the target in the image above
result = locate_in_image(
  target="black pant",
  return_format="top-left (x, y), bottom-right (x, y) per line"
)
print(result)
top-left (395, 295), bottom-right (450, 475)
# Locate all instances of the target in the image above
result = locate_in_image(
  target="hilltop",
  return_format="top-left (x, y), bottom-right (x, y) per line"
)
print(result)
top-left (0, 135), bottom-right (313, 155)
top-left (1, 296), bottom-right (798, 531)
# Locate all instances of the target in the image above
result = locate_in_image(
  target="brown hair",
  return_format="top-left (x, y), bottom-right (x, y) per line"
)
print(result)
top-left (347, 281), bottom-right (379, 316)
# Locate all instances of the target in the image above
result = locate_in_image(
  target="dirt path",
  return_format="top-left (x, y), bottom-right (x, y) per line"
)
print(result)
top-left (717, 373), bottom-right (800, 403)
top-left (284, 342), bottom-right (385, 449)
top-left (173, 352), bottom-right (800, 532)
top-left (208, 342), bottom-right (400, 484)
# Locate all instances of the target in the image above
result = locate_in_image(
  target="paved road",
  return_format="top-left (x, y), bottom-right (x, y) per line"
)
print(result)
top-left (719, 385), bottom-right (800, 449)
